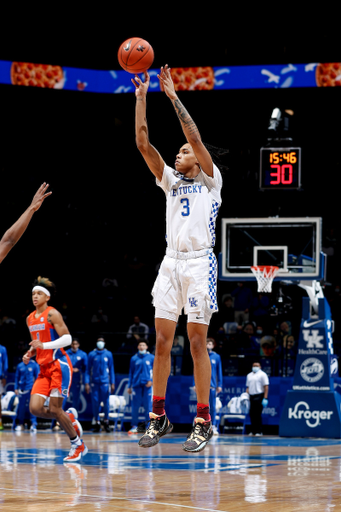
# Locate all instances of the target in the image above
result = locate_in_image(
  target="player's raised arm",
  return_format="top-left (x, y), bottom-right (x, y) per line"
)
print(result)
top-left (158, 65), bottom-right (214, 178)
top-left (0, 183), bottom-right (52, 264)
top-left (132, 72), bottom-right (165, 181)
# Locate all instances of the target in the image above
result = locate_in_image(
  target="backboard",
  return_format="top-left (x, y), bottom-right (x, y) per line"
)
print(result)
top-left (219, 217), bottom-right (326, 282)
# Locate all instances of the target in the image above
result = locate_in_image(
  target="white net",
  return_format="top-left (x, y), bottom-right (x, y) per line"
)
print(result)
top-left (251, 265), bottom-right (279, 293)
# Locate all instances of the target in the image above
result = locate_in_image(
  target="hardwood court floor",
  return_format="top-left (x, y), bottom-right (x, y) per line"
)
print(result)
top-left (1, 430), bottom-right (341, 511)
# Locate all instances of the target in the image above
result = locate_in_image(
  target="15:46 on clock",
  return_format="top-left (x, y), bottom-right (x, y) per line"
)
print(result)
top-left (259, 147), bottom-right (302, 190)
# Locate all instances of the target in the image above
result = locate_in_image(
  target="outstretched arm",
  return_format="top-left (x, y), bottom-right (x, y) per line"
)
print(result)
top-left (0, 183), bottom-right (52, 264)
top-left (132, 72), bottom-right (165, 181)
top-left (158, 65), bottom-right (213, 177)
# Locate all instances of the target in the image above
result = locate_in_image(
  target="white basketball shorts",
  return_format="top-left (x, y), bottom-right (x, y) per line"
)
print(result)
top-left (152, 250), bottom-right (218, 325)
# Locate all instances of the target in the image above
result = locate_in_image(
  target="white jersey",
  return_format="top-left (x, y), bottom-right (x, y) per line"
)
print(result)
top-left (157, 164), bottom-right (223, 252)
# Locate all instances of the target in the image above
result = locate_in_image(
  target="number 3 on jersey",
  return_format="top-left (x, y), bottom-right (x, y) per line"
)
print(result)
top-left (180, 198), bottom-right (190, 217)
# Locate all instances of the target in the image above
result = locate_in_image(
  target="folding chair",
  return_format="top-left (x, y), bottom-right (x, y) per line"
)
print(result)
top-left (109, 395), bottom-right (126, 432)
top-left (1, 391), bottom-right (19, 430)
top-left (99, 395), bottom-right (126, 432)
top-left (220, 394), bottom-right (249, 434)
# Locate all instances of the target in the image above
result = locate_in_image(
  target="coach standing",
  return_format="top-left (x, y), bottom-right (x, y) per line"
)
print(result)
top-left (127, 340), bottom-right (154, 434)
top-left (245, 361), bottom-right (269, 436)
top-left (87, 337), bottom-right (115, 433)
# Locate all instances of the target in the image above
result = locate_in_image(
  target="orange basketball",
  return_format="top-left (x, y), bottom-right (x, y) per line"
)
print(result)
top-left (117, 37), bottom-right (154, 74)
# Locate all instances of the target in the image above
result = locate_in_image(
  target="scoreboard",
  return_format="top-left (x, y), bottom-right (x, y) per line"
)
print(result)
top-left (259, 147), bottom-right (301, 190)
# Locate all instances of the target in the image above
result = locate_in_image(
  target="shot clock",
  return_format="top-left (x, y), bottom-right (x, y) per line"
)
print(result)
top-left (259, 147), bottom-right (301, 190)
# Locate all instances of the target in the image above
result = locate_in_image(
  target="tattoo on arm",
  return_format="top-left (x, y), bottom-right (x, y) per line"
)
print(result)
top-left (47, 312), bottom-right (53, 325)
top-left (173, 99), bottom-right (200, 138)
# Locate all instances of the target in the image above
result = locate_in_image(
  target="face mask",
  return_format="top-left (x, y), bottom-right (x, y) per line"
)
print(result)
top-left (252, 366), bottom-right (260, 373)
top-left (256, 330), bottom-right (263, 336)
top-left (139, 350), bottom-right (147, 355)
top-left (71, 347), bottom-right (78, 352)
top-left (97, 341), bottom-right (105, 350)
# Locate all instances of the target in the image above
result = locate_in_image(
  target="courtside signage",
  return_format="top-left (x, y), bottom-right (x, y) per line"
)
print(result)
top-left (280, 391), bottom-right (341, 437)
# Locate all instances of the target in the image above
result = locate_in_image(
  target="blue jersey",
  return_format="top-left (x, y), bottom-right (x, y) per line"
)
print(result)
top-left (66, 348), bottom-right (89, 384)
top-left (128, 352), bottom-right (154, 388)
top-left (15, 360), bottom-right (40, 391)
top-left (0, 344), bottom-right (8, 379)
top-left (87, 348), bottom-right (115, 385)
top-left (209, 351), bottom-right (223, 389)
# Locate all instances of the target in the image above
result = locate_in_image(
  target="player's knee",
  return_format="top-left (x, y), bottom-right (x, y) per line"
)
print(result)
top-left (29, 403), bottom-right (39, 416)
top-left (189, 333), bottom-right (206, 359)
top-left (48, 402), bottom-right (61, 417)
top-left (30, 402), bottom-right (47, 417)
top-left (155, 331), bottom-right (172, 356)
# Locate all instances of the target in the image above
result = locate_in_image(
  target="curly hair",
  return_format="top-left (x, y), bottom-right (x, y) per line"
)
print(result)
top-left (33, 276), bottom-right (56, 297)
top-left (203, 142), bottom-right (229, 174)
top-left (173, 142), bottom-right (229, 178)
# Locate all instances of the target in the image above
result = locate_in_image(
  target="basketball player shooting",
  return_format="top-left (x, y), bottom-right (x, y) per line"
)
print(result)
top-left (132, 65), bottom-right (223, 452)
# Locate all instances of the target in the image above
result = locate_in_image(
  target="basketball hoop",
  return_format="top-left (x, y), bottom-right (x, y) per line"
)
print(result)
top-left (251, 265), bottom-right (279, 293)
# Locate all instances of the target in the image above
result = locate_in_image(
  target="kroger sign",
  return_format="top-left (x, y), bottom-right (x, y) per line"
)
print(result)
top-left (288, 401), bottom-right (333, 428)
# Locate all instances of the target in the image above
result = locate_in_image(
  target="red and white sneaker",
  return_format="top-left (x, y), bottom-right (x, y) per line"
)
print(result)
top-left (66, 407), bottom-right (78, 420)
top-left (63, 441), bottom-right (88, 462)
top-left (66, 408), bottom-right (83, 438)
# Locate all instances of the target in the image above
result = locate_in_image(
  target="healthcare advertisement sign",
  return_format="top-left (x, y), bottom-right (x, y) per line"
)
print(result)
top-left (293, 298), bottom-right (334, 392)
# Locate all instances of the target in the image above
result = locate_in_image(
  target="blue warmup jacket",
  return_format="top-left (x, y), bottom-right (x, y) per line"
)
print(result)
top-left (128, 352), bottom-right (154, 388)
top-left (192, 351), bottom-right (223, 389)
top-left (66, 348), bottom-right (89, 384)
top-left (15, 360), bottom-right (40, 391)
top-left (209, 351), bottom-right (223, 389)
top-left (87, 348), bottom-right (115, 385)
top-left (0, 344), bottom-right (8, 379)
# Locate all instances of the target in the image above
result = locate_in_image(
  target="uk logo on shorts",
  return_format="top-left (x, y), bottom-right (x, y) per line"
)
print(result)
top-left (189, 297), bottom-right (198, 308)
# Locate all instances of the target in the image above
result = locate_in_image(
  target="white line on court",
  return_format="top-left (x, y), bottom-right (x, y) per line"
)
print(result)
top-left (0, 487), bottom-right (230, 512)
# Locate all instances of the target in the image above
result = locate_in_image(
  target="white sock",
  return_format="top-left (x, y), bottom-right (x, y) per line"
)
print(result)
top-left (70, 435), bottom-right (81, 446)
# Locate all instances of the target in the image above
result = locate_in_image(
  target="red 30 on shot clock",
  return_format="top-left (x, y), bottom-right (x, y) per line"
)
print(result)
top-left (259, 147), bottom-right (302, 190)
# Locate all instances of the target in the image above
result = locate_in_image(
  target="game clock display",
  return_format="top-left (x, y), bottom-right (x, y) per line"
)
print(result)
top-left (259, 147), bottom-right (301, 190)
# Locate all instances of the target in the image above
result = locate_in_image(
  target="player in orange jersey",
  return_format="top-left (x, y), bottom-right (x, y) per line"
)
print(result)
top-left (23, 276), bottom-right (87, 462)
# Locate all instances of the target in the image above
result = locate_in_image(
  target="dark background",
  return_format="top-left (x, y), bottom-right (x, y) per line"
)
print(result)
top-left (0, 10), bottom-right (340, 365)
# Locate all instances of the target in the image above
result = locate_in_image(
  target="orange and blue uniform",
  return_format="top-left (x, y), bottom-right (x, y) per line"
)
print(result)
top-left (28, 306), bottom-right (73, 399)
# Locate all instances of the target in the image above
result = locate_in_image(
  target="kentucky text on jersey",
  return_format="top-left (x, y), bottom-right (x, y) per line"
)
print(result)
top-left (171, 184), bottom-right (203, 196)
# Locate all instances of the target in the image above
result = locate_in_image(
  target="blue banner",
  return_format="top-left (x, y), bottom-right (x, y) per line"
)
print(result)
top-left (1, 60), bottom-right (340, 94)
top-left (4, 373), bottom-right (293, 426)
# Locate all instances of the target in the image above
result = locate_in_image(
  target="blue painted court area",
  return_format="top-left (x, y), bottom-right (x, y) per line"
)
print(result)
top-left (0, 447), bottom-right (279, 471)
top-left (2, 434), bottom-right (341, 472)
